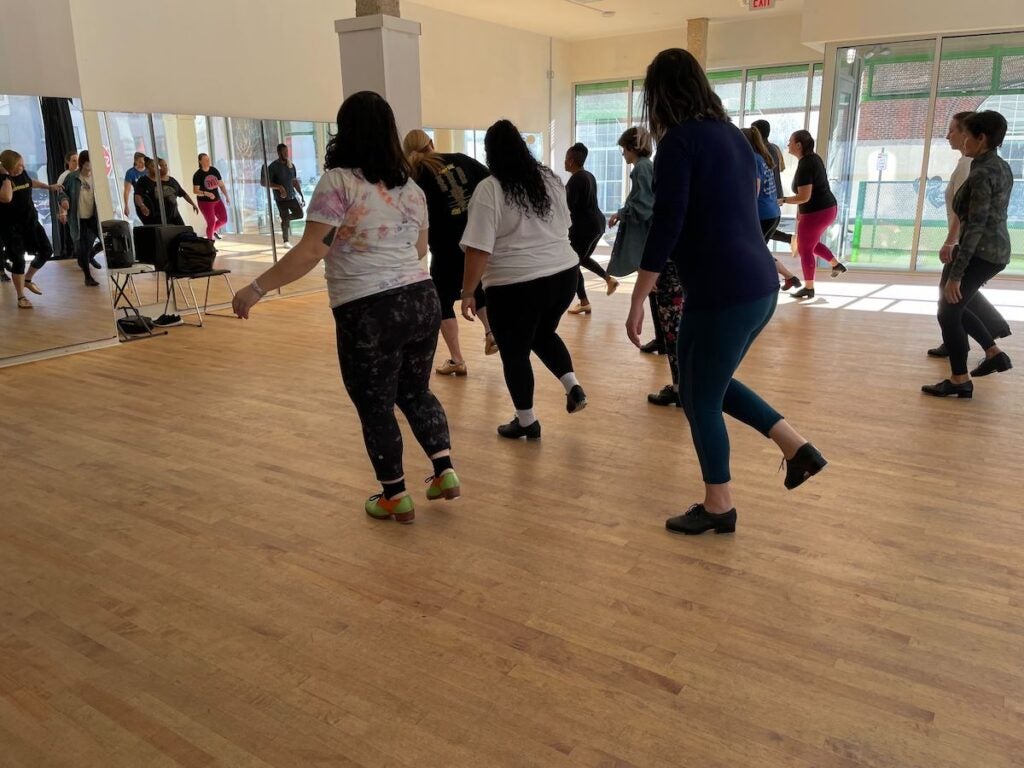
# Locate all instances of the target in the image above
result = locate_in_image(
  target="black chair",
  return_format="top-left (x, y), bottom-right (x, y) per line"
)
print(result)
top-left (163, 269), bottom-right (235, 327)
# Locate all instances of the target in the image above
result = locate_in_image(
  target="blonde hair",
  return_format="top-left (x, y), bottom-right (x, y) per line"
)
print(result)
top-left (617, 127), bottom-right (653, 158)
top-left (741, 127), bottom-right (774, 169)
top-left (403, 129), bottom-right (445, 178)
top-left (0, 150), bottom-right (23, 173)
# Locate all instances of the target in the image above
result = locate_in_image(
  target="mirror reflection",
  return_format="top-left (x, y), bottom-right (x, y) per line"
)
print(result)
top-left (1, 94), bottom-right (115, 360)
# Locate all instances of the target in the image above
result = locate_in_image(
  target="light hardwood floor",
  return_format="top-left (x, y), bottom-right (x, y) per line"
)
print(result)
top-left (1, 275), bottom-right (1022, 768)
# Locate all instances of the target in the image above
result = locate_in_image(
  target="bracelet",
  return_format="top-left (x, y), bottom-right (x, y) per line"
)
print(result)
top-left (250, 279), bottom-right (267, 297)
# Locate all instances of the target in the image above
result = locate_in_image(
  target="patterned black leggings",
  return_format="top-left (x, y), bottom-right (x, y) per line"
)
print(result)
top-left (333, 281), bottom-right (451, 481)
top-left (649, 260), bottom-right (685, 386)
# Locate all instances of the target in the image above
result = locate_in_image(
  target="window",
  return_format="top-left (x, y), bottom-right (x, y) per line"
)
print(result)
top-left (828, 31), bottom-right (1024, 274)
top-left (574, 81), bottom-right (629, 215)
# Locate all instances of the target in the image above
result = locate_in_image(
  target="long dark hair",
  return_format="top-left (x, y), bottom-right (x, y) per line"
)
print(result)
top-left (324, 91), bottom-right (411, 188)
top-left (741, 127), bottom-right (774, 169)
top-left (484, 119), bottom-right (552, 219)
top-left (643, 48), bottom-right (727, 139)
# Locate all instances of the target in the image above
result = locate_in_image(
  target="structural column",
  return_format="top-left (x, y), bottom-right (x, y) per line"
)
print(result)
top-left (336, 0), bottom-right (422, 137)
top-left (686, 17), bottom-right (709, 69)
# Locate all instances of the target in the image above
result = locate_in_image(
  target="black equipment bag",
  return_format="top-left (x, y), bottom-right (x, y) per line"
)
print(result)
top-left (171, 233), bottom-right (217, 274)
top-left (133, 224), bottom-right (193, 271)
top-left (101, 219), bottom-right (134, 268)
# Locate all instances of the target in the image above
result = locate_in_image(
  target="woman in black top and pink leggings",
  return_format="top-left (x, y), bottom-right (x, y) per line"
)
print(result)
top-left (782, 131), bottom-right (847, 299)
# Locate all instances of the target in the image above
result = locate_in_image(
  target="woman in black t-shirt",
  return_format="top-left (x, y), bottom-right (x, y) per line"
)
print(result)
top-left (134, 158), bottom-right (198, 226)
top-left (404, 129), bottom-right (496, 376)
top-left (564, 142), bottom-right (616, 314)
top-left (781, 131), bottom-right (847, 299)
top-left (0, 149), bottom-right (63, 307)
top-left (193, 153), bottom-right (230, 240)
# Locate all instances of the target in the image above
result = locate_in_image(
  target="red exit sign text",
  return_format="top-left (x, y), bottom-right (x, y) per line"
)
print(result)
top-left (751, 0), bottom-right (775, 8)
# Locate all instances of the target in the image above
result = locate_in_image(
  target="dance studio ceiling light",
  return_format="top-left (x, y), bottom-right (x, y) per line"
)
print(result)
top-left (562, 0), bottom-right (616, 18)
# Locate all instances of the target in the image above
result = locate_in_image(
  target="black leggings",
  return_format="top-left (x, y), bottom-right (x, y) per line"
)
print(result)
top-left (485, 266), bottom-right (578, 410)
top-left (651, 260), bottom-right (685, 386)
top-left (333, 281), bottom-right (451, 481)
top-left (276, 198), bottom-right (304, 243)
top-left (769, 229), bottom-right (792, 245)
top-left (76, 218), bottom-right (100, 276)
top-left (571, 230), bottom-right (608, 303)
top-left (2, 222), bottom-right (53, 273)
top-left (938, 259), bottom-right (1006, 376)
top-left (939, 261), bottom-right (1009, 344)
top-left (429, 249), bottom-right (486, 321)
top-left (760, 216), bottom-right (780, 242)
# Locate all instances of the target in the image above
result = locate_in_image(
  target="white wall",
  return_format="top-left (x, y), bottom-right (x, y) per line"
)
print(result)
top-left (568, 28), bottom-right (685, 83)
top-left (406, 2), bottom-right (553, 134)
top-left (709, 14), bottom-right (822, 70)
top-left (0, 0), bottom-right (80, 98)
top-left (69, 0), bottom-right (353, 122)
top-left (803, 0), bottom-right (1024, 43)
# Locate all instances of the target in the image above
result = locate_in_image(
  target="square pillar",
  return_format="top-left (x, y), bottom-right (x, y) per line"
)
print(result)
top-left (335, 15), bottom-right (422, 137)
top-left (686, 18), bottom-right (709, 69)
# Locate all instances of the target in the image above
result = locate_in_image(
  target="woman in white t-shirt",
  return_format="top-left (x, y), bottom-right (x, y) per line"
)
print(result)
top-left (460, 119), bottom-right (587, 440)
top-left (232, 91), bottom-right (459, 524)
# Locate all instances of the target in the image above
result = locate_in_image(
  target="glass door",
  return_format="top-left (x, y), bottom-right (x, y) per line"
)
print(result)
top-left (827, 39), bottom-right (938, 269)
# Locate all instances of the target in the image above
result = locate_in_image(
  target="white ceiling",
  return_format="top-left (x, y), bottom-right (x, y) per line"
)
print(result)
top-left (409, 0), bottom-right (804, 40)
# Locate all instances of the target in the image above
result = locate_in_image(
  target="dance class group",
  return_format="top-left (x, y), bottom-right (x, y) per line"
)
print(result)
top-left (228, 47), bottom-right (1014, 535)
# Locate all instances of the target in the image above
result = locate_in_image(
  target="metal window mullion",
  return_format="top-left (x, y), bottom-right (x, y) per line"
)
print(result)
top-left (738, 68), bottom-right (748, 124)
top-left (909, 36), bottom-right (944, 272)
top-left (804, 63), bottom-right (815, 130)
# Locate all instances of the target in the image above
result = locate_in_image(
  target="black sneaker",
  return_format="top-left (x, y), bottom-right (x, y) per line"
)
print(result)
top-left (153, 314), bottom-right (183, 327)
top-left (84, 276), bottom-right (100, 286)
top-left (213, 232), bottom-right (223, 240)
top-left (89, 258), bottom-right (102, 270)
top-left (921, 379), bottom-right (973, 398)
top-left (792, 287), bottom-right (815, 300)
top-left (566, 385), bottom-right (587, 414)
top-left (497, 417), bottom-right (541, 440)
top-left (666, 504), bottom-right (737, 535)
top-left (647, 384), bottom-right (680, 407)
top-left (0, 272), bottom-right (9, 283)
top-left (831, 262), bottom-right (848, 278)
top-left (926, 343), bottom-right (950, 358)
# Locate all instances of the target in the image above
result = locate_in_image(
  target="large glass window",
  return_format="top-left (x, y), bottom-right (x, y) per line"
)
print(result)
top-left (828, 31), bottom-right (1024, 274)
top-left (708, 70), bottom-right (744, 119)
top-left (828, 39), bottom-right (937, 270)
top-left (574, 81), bottom-right (630, 215)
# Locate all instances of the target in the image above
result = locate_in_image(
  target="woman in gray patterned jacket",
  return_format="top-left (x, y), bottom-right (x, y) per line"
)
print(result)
top-left (923, 110), bottom-right (1014, 399)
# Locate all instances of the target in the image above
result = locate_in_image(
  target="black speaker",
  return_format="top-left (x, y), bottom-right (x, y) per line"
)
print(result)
top-left (132, 224), bottom-right (194, 271)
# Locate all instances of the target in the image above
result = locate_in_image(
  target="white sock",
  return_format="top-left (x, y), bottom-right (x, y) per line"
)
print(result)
top-left (515, 408), bottom-right (537, 427)
top-left (559, 372), bottom-right (580, 394)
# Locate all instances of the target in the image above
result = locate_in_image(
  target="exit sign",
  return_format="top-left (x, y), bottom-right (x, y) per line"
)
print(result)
top-left (751, 0), bottom-right (775, 8)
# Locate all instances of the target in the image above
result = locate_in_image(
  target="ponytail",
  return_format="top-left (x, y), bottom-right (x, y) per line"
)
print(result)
top-left (402, 129), bottom-right (445, 179)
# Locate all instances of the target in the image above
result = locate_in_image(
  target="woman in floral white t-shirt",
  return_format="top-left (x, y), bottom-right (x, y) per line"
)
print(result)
top-left (232, 92), bottom-right (459, 524)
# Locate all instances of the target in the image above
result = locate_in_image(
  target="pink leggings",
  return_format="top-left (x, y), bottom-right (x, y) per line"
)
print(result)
top-left (795, 205), bottom-right (837, 281)
top-left (198, 199), bottom-right (228, 240)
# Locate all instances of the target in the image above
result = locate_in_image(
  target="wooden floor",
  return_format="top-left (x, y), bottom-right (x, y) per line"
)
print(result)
top-left (2, 275), bottom-right (1023, 768)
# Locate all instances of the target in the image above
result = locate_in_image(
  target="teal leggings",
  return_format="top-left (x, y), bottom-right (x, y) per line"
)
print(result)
top-left (677, 292), bottom-right (783, 485)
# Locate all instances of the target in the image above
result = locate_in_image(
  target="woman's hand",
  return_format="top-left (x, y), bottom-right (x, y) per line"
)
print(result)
top-left (232, 284), bottom-right (262, 319)
top-left (461, 296), bottom-right (477, 322)
top-left (944, 279), bottom-right (963, 304)
top-left (625, 296), bottom-right (645, 347)
top-left (939, 244), bottom-right (954, 264)
top-left (608, 213), bottom-right (620, 227)
top-left (139, 205), bottom-right (150, 217)
top-left (191, 203), bottom-right (200, 215)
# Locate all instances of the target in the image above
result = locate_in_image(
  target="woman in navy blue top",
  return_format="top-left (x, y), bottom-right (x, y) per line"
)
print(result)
top-left (626, 48), bottom-right (828, 536)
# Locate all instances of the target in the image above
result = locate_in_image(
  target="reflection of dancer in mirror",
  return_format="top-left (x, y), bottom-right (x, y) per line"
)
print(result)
top-left (232, 92), bottom-right (459, 525)
top-left (123, 152), bottom-right (147, 219)
top-left (403, 129), bottom-right (496, 376)
top-left (134, 158), bottom-right (198, 226)
top-left (262, 144), bottom-right (305, 246)
top-left (564, 142), bottom-right (617, 315)
top-left (193, 153), bottom-right (230, 240)
top-left (57, 150), bottom-right (103, 286)
top-left (0, 149), bottom-right (63, 307)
